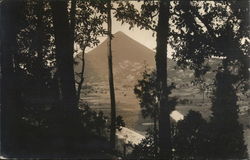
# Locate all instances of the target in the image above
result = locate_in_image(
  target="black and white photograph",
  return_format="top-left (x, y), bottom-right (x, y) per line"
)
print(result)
top-left (0, 0), bottom-right (249, 159)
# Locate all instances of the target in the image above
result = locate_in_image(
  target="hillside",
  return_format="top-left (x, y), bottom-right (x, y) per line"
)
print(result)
top-left (75, 32), bottom-right (197, 87)
top-left (75, 31), bottom-right (155, 86)
top-left (74, 31), bottom-right (219, 99)
top-left (74, 31), bottom-right (249, 132)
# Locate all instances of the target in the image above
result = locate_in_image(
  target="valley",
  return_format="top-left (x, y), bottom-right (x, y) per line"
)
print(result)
top-left (75, 31), bottom-right (250, 152)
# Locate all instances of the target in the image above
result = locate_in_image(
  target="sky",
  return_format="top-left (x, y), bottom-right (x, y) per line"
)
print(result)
top-left (86, 2), bottom-right (157, 53)
top-left (94, 18), bottom-right (157, 50)
top-left (112, 18), bottom-right (157, 51)
top-left (83, 2), bottom-right (177, 58)
top-left (89, 17), bottom-right (176, 58)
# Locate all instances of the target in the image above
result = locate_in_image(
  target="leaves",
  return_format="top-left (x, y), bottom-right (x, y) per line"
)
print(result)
top-left (74, 0), bottom-right (106, 51)
top-left (116, 115), bottom-right (125, 131)
top-left (170, 1), bottom-right (249, 82)
top-left (80, 103), bottom-right (108, 136)
top-left (173, 110), bottom-right (210, 159)
top-left (114, 1), bottom-right (158, 31)
top-left (17, 0), bottom-right (55, 76)
top-left (134, 69), bottom-right (177, 119)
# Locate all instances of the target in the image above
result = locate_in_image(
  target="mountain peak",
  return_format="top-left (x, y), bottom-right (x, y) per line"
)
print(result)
top-left (113, 31), bottom-right (132, 40)
top-left (113, 31), bottom-right (125, 35)
top-left (75, 30), bottom-right (156, 84)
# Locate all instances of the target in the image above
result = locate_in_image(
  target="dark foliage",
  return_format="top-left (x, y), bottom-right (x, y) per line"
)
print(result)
top-left (173, 110), bottom-right (210, 160)
top-left (134, 69), bottom-right (177, 120)
top-left (134, 69), bottom-right (177, 159)
top-left (155, 1), bottom-right (172, 158)
top-left (209, 70), bottom-right (248, 159)
top-left (1, 0), bottom-right (249, 159)
top-left (171, 1), bottom-right (249, 84)
top-left (0, 0), bottom-right (114, 157)
top-left (74, 0), bottom-right (106, 104)
top-left (1, 0), bottom-right (25, 155)
top-left (128, 129), bottom-right (159, 160)
top-left (170, 1), bottom-right (249, 159)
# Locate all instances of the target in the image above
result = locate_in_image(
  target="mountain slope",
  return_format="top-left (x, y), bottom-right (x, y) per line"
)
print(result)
top-left (75, 31), bottom-right (179, 86)
top-left (84, 31), bottom-right (154, 84)
top-left (73, 31), bottom-right (249, 130)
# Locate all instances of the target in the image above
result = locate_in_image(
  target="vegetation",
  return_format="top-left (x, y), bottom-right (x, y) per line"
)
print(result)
top-left (1, 0), bottom-right (248, 159)
top-left (173, 110), bottom-right (210, 159)
top-left (128, 129), bottom-right (159, 159)
top-left (209, 69), bottom-right (248, 159)
top-left (170, 1), bottom-right (249, 159)
top-left (134, 69), bottom-right (177, 158)
top-left (106, 0), bottom-right (117, 150)
top-left (74, 0), bottom-right (106, 104)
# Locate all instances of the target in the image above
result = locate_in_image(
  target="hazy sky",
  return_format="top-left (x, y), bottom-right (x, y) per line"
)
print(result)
top-left (111, 2), bottom-right (156, 51)
top-left (87, 2), bottom-right (157, 52)
top-left (93, 19), bottom-right (156, 49)
top-left (86, 16), bottom-right (175, 58)
top-left (111, 18), bottom-right (156, 51)
top-left (85, 2), bottom-right (176, 58)
top-left (94, 18), bottom-right (175, 58)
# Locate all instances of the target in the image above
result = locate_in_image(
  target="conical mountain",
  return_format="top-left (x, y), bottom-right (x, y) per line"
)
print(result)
top-left (74, 31), bottom-right (220, 89)
top-left (75, 31), bottom-right (156, 86)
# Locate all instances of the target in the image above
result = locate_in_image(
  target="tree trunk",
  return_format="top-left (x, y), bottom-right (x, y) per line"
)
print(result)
top-left (70, 0), bottom-right (82, 105)
top-left (210, 67), bottom-right (247, 158)
top-left (76, 50), bottom-right (86, 105)
top-left (36, 0), bottom-right (44, 95)
top-left (155, 1), bottom-right (172, 159)
top-left (50, 1), bottom-right (82, 152)
top-left (70, 0), bottom-right (76, 60)
top-left (51, 1), bottom-right (77, 110)
top-left (153, 108), bottom-right (158, 159)
top-left (107, 0), bottom-right (116, 150)
top-left (0, 0), bottom-right (23, 154)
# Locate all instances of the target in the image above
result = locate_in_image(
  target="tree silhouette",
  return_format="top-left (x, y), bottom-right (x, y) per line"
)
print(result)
top-left (1, 0), bottom-right (248, 158)
top-left (86, 0), bottom-right (119, 150)
top-left (171, 1), bottom-right (249, 83)
top-left (115, 1), bottom-right (178, 158)
top-left (107, 0), bottom-right (118, 151)
top-left (155, 1), bottom-right (173, 159)
top-left (16, 0), bottom-right (56, 93)
top-left (1, 0), bottom-right (24, 154)
top-left (171, 1), bottom-right (249, 158)
top-left (134, 69), bottom-right (177, 158)
top-left (173, 110), bottom-right (210, 159)
top-left (1, 0), bottom-right (123, 157)
top-left (209, 69), bottom-right (248, 159)
top-left (74, 0), bottom-right (106, 104)
top-left (51, 0), bottom-right (77, 110)
top-left (128, 129), bottom-right (158, 159)
top-left (50, 0), bottom-right (85, 152)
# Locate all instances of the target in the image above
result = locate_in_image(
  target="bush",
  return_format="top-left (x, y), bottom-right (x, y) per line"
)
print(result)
top-left (173, 110), bottom-right (210, 159)
top-left (128, 129), bottom-right (158, 160)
